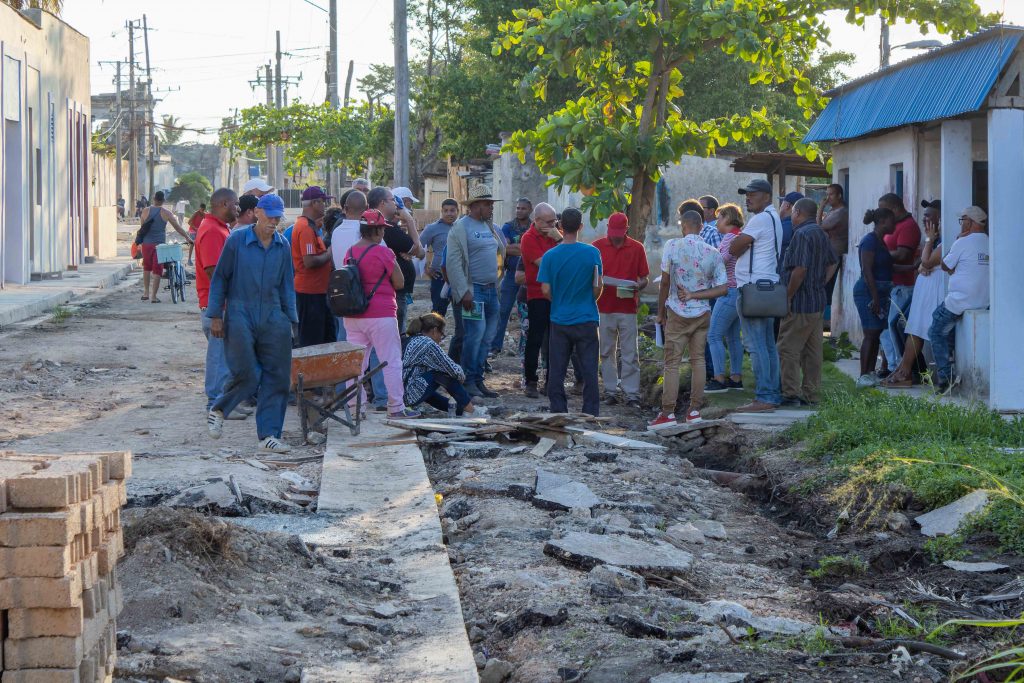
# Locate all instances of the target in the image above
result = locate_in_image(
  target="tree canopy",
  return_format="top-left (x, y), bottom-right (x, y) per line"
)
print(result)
top-left (495, 0), bottom-right (996, 234)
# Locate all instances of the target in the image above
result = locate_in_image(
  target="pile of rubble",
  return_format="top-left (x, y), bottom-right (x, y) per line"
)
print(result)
top-left (0, 450), bottom-right (130, 683)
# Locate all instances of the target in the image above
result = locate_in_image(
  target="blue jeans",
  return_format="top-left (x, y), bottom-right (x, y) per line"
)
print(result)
top-left (213, 307), bottom-right (292, 440)
top-left (708, 288), bottom-right (743, 378)
top-left (368, 348), bottom-right (388, 408)
top-left (928, 303), bottom-right (959, 384)
top-left (416, 370), bottom-right (473, 415)
top-left (737, 301), bottom-right (782, 405)
top-left (491, 275), bottom-right (520, 354)
top-left (430, 276), bottom-right (449, 316)
top-left (884, 285), bottom-right (914, 364)
top-left (704, 296), bottom-right (717, 376)
top-left (449, 298), bottom-right (464, 362)
top-left (461, 283), bottom-right (500, 386)
top-left (202, 315), bottom-right (230, 410)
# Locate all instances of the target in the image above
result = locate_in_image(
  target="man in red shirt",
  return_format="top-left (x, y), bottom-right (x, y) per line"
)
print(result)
top-left (520, 202), bottom-right (566, 398)
top-left (593, 212), bottom-right (649, 408)
top-left (291, 186), bottom-right (336, 348)
top-left (195, 188), bottom-right (240, 412)
top-left (877, 193), bottom-right (921, 375)
top-left (186, 203), bottom-right (206, 265)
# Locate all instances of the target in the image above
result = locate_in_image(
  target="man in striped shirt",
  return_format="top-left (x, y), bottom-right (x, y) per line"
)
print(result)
top-left (291, 186), bottom-right (336, 348)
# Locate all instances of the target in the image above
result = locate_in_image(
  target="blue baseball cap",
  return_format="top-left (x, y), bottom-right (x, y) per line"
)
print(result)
top-left (256, 193), bottom-right (285, 218)
top-left (781, 191), bottom-right (804, 205)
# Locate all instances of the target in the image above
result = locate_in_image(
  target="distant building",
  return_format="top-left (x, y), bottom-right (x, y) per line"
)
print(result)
top-left (1, 6), bottom-right (91, 286)
top-left (806, 25), bottom-right (1024, 411)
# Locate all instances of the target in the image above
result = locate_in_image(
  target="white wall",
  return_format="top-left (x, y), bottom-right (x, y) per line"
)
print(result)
top-left (0, 7), bottom-right (90, 285)
top-left (829, 128), bottom-right (919, 341)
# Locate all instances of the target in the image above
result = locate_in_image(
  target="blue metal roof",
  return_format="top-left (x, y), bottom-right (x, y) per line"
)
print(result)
top-left (805, 27), bottom-right (1023, 143)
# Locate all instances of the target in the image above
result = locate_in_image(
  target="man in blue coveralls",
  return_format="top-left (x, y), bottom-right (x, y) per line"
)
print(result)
top-left (205, 193), bottom-right (298, 454)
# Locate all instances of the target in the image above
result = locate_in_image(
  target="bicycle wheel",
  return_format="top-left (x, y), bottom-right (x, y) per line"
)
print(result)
top-left (170, 265), bottom-right (178, 304)
top-left (177, 263), bottom-right (187, 302)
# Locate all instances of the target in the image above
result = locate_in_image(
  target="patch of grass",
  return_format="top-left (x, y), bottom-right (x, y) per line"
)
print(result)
top-left (924, 535), bottom-right (970, 564)
top-left (807, 554), bottom-right (868, 580)
top-left (50, 305), bottom-right (73, 324)
top-left (786, 389), bottom-right (1024, 554)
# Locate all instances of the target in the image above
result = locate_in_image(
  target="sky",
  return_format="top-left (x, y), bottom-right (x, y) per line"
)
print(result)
top-left (63, 0), bottom-right (1024, 144)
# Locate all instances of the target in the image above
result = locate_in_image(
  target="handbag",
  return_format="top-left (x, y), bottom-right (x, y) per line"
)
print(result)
top-left (738, 211), bottom-right (788, 318)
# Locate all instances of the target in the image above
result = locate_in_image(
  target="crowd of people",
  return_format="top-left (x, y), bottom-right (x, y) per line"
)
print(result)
top-left (179, 171), bottom-right (990, 452)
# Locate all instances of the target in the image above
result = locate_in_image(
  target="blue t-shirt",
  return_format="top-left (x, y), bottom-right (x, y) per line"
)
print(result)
top-left (858, 231), bottom-right (893, 282)
top-left (501, 220), bottom-right (530, 277)
top-left (537, 242), bottom-right (603, 326)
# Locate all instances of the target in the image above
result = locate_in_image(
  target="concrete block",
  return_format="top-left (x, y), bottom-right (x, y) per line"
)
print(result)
top-left (0, 571), bottom-right (83, 610)
top-left (3, 607), bottom-right (109, 669)
top-left (5, 461), bottom-right (95, 509)
top-left (8, 606), bottom-right (85, 638)
top-left (0, 508), bottom-right (84, 547)
top-left (96, 530), bottom-right (123, 577)
top-left (2, 670), bottom-right (82, 683)
top-left (0, 545), bottom-right (74, 579)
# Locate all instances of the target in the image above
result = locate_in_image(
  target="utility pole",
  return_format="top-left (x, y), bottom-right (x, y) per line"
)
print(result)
top-left (275, 31), bottom-right (284, 189)
top-left (880, 16), bottom-right (891, 67)
top-left (228, 109), bottom-right (238, 190)
top-left (142, 14), bottom-right (155, 199)
top-left (265, 63), bottom-right (274, 189)
top-left (114, 60), bottom-right (123, 206)
top-left (127, 21), bottom-right (138, 207)
top-left (328, 0), bottom-right (339, 108)
top-left (393, 0), bottom-right (411, 187)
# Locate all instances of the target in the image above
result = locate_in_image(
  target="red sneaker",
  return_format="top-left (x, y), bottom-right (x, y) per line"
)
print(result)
top-left (685, 409), bottom-right (702, 423)
top-left (648, 413), bottom-right (677, 431)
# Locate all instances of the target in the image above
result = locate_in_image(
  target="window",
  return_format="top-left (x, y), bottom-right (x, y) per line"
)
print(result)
top-left (840, 168), bottom-right (850, 202)
top-left (889, 163), bottom-right (904, 198)
top-left (972, 161), bottom-right (988, 213)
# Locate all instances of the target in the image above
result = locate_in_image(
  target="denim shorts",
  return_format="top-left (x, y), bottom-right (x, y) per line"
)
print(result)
top-left (853, 278), bottom-right (892, 331)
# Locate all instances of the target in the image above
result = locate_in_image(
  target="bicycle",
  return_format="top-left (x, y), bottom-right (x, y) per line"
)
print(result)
top-left (156, 242), bottom-right (190, 304)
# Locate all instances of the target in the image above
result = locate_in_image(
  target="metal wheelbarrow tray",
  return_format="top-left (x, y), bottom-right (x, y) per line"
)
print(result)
top-left (290, 341), bottom-right (388, 440)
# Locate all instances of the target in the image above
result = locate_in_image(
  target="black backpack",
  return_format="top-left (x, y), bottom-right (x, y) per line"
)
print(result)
top-left (328, 244), bottom-right (388, 317)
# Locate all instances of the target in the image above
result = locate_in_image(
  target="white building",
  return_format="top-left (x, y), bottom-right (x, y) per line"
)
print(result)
top-left (1, 6), bottom-right (91, 286)
top-left (806, 25), bottom-right (1024, 411)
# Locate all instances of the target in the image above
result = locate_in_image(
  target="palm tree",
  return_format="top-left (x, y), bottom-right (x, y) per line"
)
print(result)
top-left (2, 0), bottom-right (64, 12)
top-left (160, 115), bottom-right (185, 146)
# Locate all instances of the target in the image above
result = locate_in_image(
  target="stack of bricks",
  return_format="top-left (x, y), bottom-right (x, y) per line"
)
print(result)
top-left (0, 450), bottom-right (131, 683)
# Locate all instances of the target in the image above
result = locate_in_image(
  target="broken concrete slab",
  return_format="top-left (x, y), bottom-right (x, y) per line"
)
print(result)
top-left (532, 468), bottom-right (602, 512)
top-left (650, 674), bottom-right (748, 683)
top-left (544, 531), bottom-right (693, 575)
top-left (651, 419), bottom-right (725, 438)
top-left (915, 490), bottom-right (990, 537)
top-left (161, 479), bottom-right (236, 509)
top-left (686, 600), bottom-right (818, 637)
top-left (666, 523), bottom-right (705, 546)
top-left (534, 469), bottom-right (574, 495)
top-left (496, 604), bottom-right (569, 637)
top-left (606, 612), bottom-right (669, 639)
top-left (691, 520), bottom-right (728, 540)
top-left (589, 564), bottom-right (647, 594)
top-left (566, 428), bottom-right (667, 451)
top-left (942, 560), bottom-right (1009, 573)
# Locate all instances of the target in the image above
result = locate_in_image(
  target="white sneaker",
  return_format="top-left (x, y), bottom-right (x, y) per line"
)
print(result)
top-left (207, 410), bottom-right (224, 439)
top-left (225, 408), bottom-right (249, 420)
top-left (856, 373), bottom-right (879, 389)
top-left (258, 436), bottom-right (291, 454)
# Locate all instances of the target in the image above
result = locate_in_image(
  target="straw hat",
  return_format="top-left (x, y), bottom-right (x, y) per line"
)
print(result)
top-left (461, 184), bottom-right (502, 206)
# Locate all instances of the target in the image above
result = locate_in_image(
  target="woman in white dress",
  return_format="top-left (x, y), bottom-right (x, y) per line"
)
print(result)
top-left (882, 200), bottom-right (947, 388)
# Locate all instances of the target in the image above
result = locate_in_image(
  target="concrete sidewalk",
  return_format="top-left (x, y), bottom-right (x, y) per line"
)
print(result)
top-left (0, 258), bottom-right (137, 329)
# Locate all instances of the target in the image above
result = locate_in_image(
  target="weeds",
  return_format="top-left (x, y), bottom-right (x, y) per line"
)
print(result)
top-left (807, 554), bottom-right (868, 580)
top-left (50, 305), bottom-right (72, 324)
top-left (923, 535), bottom-right (970, 564)
top-left (929, 617), bottom-right (1024, 682)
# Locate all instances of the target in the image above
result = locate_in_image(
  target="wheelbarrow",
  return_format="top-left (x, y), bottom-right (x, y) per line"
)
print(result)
top-left (290, 341), bottom-right (387, 441)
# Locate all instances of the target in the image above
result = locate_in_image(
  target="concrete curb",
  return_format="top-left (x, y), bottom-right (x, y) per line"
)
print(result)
top-left (0, 261), bottom-right (137, 329)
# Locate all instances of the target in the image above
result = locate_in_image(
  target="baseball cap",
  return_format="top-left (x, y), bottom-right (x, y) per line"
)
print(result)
top-left (238, 195), bottom-right (259, 213)
top-left (781, 191), bottom-right (804, 205)
top-left (242, 178), bottom-right (273, 194)
top-left (392, 186), bottom-right (420, 204)
top-left (361, 209), bottom-right (389, 227)
top-left (921, 199), bottom-right (941, 210)
top-left (960, 206), bottom-right (987, 224)
top-left (606, 212), bottom-right (629, 237)
top-left (256, 193), bottom-right (285, 218)
top-left (301, 186), bottom-right (329, 202)
top-left (738, 179), bottom-right (772, 195)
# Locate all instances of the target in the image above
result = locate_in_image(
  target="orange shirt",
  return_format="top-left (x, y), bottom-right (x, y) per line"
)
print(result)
top-left (194, 215), bottom-right (230, 309)
top-left (291, 216), bottom-right (332, 294)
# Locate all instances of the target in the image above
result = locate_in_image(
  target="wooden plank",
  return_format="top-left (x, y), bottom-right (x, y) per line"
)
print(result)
top-left (565, 427), bottom-right (666, 451)
top-left (384, 420), bottom-right (481, 433)
top-left (530, 438), bottom-right (556, 457)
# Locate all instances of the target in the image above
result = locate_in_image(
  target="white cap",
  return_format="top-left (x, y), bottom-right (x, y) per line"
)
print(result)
top-left (242, 178), bottom-right (274, 194)
top-left (392, 186), bottom-right (420, 204)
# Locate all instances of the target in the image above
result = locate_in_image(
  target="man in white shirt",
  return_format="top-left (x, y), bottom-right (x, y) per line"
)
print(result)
top-left (329, 190), bottom-right (368, 342)
top-left (174, 198), bottom-right (189, 226)
top-left (729, 178), bottom-right (784, 412)
top-left (928, 206), bottom-right (990, 393)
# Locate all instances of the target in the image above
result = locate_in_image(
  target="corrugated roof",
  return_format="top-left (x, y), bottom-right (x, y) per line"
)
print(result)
top-left (805, 26), bottom-right (1023, 143)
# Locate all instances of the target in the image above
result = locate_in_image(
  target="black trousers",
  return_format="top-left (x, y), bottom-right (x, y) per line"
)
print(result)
top-left (296, 292), bottom-right (337, 349)
top-left (548, 322), bottom-right (600, 416)
top-left (525, 298), bottom-right (583, 385)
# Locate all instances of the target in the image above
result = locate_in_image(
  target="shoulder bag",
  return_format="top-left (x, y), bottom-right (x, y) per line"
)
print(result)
top-left (738, 212), bottom-right (788, 318)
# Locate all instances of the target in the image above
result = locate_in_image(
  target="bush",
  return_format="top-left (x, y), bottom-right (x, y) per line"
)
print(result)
top-left (167, 172), bottom-right (213, 210)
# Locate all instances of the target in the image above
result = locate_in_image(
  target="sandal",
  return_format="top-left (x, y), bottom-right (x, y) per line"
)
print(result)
top-left (141, 295), bottom-right (149, 301)
top-left (151, 298), bottom-right (161, 303)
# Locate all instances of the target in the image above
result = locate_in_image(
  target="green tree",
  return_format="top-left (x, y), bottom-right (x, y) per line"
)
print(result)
top-left (168, 172), bottom-right (213, 210)
top-left (496, 0), bottom-right (996, 236)
top-left (2, 0), bottom-right (63, 11)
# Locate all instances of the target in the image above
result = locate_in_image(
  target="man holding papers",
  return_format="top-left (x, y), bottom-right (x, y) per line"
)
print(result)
top-left (592, 212), bottom-right (650, 408)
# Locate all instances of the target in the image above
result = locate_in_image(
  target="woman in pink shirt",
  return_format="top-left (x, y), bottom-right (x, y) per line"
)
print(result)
top-left (705, 203), bottom-right (745, 393)
top-left (342, 209), bottom-right (420, 418)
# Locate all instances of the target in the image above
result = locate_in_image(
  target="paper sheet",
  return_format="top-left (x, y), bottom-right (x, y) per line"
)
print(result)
top-left (655, 323), bottom-right (664, 348)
